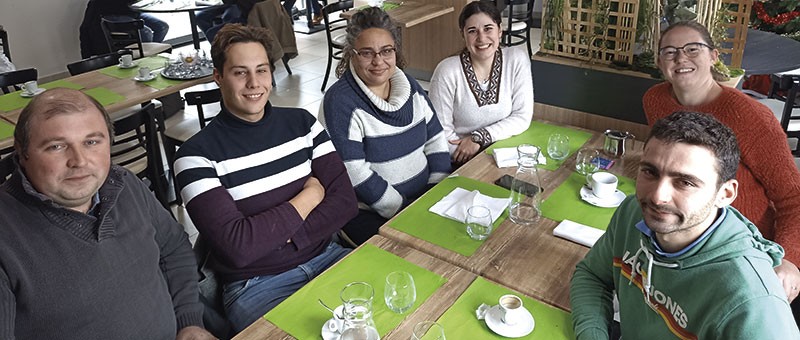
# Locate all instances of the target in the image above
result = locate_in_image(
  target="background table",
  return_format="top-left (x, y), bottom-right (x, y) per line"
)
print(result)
top-left (741, 28), bottom-right (800, 75)
top-left (131, 1), bottom-right (226, 50)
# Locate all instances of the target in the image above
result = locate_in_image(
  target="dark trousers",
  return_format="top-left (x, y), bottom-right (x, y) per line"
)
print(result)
top-left (340, 209), bottom-right (387, 247)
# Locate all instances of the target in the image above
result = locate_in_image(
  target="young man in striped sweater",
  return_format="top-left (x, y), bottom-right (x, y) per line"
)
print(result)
top-left (173, 24), bottom-right (358, 332)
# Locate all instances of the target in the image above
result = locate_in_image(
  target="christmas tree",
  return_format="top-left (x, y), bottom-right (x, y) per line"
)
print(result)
top-left (751, 0), bottom-right (800, 40)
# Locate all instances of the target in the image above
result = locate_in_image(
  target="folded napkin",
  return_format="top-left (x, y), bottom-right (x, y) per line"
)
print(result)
top-left (553, 219), bottom-right (605, 247)
top-left (493, 146), bottom-right (547, 168)
top-left (428, 188), bottom-right (509, 223)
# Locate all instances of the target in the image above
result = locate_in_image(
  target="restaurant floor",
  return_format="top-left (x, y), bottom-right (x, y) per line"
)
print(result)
top-left (169, 26), bottom-right (543, 244)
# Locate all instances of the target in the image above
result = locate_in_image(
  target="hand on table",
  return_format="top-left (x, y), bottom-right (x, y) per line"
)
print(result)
top-left (775, 259), bottom-right (800, 302)
top-left (176, 326), bottom-right (217, 340)
top-left (450, 137), bottom-right (481, 165)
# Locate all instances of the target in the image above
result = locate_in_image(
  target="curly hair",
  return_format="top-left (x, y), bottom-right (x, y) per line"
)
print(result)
top-left (334, 7), bottom-right (406, 78)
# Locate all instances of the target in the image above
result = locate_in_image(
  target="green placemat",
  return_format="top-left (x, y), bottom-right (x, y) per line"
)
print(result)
top-left (541, 172), bottom-right (635, 230)
top-left (142, 76), bottom-right (184, 90)
top-left (0, 91), bottom-right (31, 112)
top-left (99, 56), bottom-right (170, 79)
top-left (0, 119), bottom-right (14, 139)
top-left (485, 122), bottom-right (593, 171)
top-left (82, 87), bottom-right (125, 107)
top-left (40, 79), bottom-right (85, 90)
top-left (265, 244), bottom-right (448, 340)
top-left (436, 277), bottom-right (575, 339)
top-left (387, 176), bottom-right (510, 257)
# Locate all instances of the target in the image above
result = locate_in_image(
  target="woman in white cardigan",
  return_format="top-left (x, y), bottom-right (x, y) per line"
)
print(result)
top-left (429, 1), bottom-right (534, 164)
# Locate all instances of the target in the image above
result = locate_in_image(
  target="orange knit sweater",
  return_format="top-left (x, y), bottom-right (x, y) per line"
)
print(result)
top-left (643, 82), bottom-right (800, 263)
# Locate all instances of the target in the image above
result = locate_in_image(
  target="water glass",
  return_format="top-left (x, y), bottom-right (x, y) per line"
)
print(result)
top-left (466, 205), bottom-right (493, 241)
top-left (384, 271), bottom-right (416, 313)
top-left (340, 282), bottom-right (379, 340)
top-left (575, 148), bottom-right (601, 175)
top-left (547, 133), bottom-right (570, 162)
top-left (411, 321), bottom-right (445, 340)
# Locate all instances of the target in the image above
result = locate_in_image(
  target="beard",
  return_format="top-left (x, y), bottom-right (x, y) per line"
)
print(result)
top-left (639, 198), bottom-right (717, 236)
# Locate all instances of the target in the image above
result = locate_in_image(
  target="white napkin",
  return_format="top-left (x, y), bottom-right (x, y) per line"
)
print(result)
top-left (429, 188), bottom-right (509, 223)
top-left (553, 219), bottom-right (605, 247)
top-left (493, 147), bottom-right (547, 168)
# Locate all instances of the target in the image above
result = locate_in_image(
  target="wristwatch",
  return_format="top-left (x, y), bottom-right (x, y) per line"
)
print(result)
top-left (470, 129), bottom-right (491, 147)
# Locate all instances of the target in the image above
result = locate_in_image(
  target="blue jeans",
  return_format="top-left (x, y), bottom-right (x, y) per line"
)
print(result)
top-left (105, 14), bottom-right (169, 43)
top-left (283, 0), bottom-right (322, 16)
top-left (222, 242), bottom-right (350, 332)
top-left (195, 4), bottom-right (244, 43)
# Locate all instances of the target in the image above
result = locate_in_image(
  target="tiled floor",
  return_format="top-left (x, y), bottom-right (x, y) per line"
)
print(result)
top-left (170, 24), bottom-right (543, 243)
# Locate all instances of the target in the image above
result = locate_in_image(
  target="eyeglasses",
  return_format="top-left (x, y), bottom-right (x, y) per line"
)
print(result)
top-left (353, 47), bottom-right (397, 60)
top-left (657, 42), bottom-right (713, 61)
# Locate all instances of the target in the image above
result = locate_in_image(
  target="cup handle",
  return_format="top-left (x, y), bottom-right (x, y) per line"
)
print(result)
top-left (585, 174), bottom-right (593, 188)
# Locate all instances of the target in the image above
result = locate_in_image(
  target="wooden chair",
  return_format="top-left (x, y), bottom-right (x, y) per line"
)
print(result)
top-left (501, 0), bottom-right (534, 57)
top-left (768, 73), bottom-right (800, 156)
top-left (321, 0), bottom-right (353, 92)
top-left (67, 52), bottom-right (120, 76)
top-left (111, 103), bottom-right (170, 208)
top-left (100, 18), bottom-right (172, 59)
top-left (0, 68), bottom-right (37, 94)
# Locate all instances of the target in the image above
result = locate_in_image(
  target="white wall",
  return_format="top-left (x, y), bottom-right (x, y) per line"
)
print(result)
top-left (0, 0), bottom-right (88, 80)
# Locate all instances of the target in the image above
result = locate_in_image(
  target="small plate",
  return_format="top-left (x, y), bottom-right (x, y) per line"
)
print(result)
top-left (134, 72), bottom-right (157, 82)
top-left (485, 305), bottom-right (535, 338)
top-left (321, 319), bottom-right (339, 340)
top-left (118, 61), bottom-right (138, 69)
top-left (19, 88), bottom-right (46, 98)
top-left (580, 186), bottom-right (626, 208)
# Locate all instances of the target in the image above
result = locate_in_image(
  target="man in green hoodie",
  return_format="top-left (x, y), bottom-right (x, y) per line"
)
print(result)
top-left (571, 111), bottom-right (800, 339)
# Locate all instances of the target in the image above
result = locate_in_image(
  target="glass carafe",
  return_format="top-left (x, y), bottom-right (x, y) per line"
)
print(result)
top-left (340, 282), bottom-right (380, 340)
top-left (508, 144), bottom-right (543, 225)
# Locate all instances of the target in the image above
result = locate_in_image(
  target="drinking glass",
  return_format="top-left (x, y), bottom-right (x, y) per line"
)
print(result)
top-left (411, 321), bottom-right (445, 340)
top-left (575, 148), bottom-right (601, 175)
top-left (340, 282), bottom-right (379, 340)
top-left (547, 133), bottom-right (570, 162)
top-left (466, 205), bottom-right (493, 241)
top-left (384, 271), bottom-right (417, 313)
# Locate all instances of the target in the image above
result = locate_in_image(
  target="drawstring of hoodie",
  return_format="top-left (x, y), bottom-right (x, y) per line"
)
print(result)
top-left (628, 239), bottom-right (679, 308)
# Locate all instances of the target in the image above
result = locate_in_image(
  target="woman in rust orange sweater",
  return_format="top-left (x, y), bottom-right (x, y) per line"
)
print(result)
top-left (643, 21), bottom-right (800, 302)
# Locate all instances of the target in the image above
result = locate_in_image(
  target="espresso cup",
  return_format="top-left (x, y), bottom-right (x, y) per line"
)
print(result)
top-left (498, 294), bottom-right (526, 326)
top-left (327, 305), bottom-right (345, 333)
top-left (138, 66), bottom-right (152, 78)
top-left (587, 172), bottom-right (618, 199)
top-left (21, 80), bottom-right (39, 94)
top-left (119, 54), bottom-right (133, 66)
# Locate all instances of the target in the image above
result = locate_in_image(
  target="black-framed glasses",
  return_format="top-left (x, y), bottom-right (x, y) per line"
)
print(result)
top-left (658, 42), bottom-right (714, 60)
top-left (353, 47), bottom-right (397, 60)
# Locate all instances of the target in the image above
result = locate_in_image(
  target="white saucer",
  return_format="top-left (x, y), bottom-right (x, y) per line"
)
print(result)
top-left (321, 319), bottom-right (340, 340)
top-left (118, 61), bottom-right (138, 69)
top-left (134, 72), bottom-right (157, 81)
top-left (485, 305), bottom-right (534, 338)
top-left (580, 186), bottom-right (626, 208)
top-left (19, 88), bottom-right (46, 98)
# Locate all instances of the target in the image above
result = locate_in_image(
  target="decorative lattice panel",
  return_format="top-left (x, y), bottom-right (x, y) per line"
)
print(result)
top-left (541, 0), bottom-right (639, 64)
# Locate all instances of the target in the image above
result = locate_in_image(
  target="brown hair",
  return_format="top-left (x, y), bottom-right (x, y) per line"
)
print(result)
top-left (335, 7), bottom-right (406, 78)
top-left (211, 24), bottom-right (276, 74)
top-left (659, 21), bottom-right (715, 49)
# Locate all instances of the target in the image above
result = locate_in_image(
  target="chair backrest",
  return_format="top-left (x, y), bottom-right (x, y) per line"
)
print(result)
top-left (0, 26), bottom-right (10, 62)
top-left (100, 18), bottom-right (145, 59)
top-left (111, 103), bottom-right (169, 207)
top-left (323, 0), bottom-right (353, 54)
top-left (67, 52), bottom-right (120, 76)
top-left (0, 68), bottom-right (37, 94)
top-left (768, 74), bottom-right (800, 132)
top-left (0, 152), bottom-right (15, 185)
top-left (185, 88), bottom-right (222, 129)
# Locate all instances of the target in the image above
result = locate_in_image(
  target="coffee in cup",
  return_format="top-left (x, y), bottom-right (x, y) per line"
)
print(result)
top-left (119, 54), bottom-right (133, 67)
top-left (498, 294), bottom-right (526, 326)
top-left (21, 80), bottom-right (39, 95)
top-left (587, 172), bottom-right (618, 199)
top-left (138, 66), bottom-right (152, 79)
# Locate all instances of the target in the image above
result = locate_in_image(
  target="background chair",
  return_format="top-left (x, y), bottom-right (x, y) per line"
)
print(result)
top-left (0, 68), bottom-right (37, 94)
top-left (111, 103), bottom-right (171, 208)
top-left (67, 52), bottom-right (120, 76)
top-left (100, 18), bottom-right (172, 59)
top-left (0, 25), bottom-right (11, 62)
top-left (0, 153), bottom-right (14, 185)
top-left (767, 73), bottom-right (800, 156)
top-left (321, 0), bottom-right (352, 92)
top-left (501, 0), bottom-right (534, 57)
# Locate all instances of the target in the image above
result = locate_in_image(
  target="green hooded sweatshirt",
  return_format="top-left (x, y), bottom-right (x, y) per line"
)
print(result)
top-left (570, 196), bottom-right (799, 339)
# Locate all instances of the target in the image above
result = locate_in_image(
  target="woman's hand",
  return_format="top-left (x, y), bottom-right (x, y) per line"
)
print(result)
top-left (450, 137), bottom-right (481, 164)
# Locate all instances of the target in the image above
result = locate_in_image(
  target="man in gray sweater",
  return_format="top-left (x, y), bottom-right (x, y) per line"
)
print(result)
top-left (0, 88), bottom-right (215, 340)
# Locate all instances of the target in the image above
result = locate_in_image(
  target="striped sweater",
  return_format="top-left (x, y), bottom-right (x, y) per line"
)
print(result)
top-left (173, 104), bottom-right (357, 282)
top-left (321, 68), bottom-right (451, 218)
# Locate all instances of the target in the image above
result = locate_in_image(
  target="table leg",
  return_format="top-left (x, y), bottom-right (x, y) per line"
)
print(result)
top-left (306, 0), bottom-right (314, 28)
top-left (188, 10), bottom-right (201, 50)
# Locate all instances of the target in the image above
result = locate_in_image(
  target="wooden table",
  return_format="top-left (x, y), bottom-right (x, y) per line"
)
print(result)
top-left (379, 120), bottom-right (643, 311)
top-left (341, 1), bottom-right (453, 29)
top-left (232, 235), bottom-right (477, 339)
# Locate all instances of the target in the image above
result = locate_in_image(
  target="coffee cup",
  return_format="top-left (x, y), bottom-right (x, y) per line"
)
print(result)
top-left (586, 171), bottom-right (618, 199)
top-left (21, 80), bottom-right (39, 95)
top-left (327, 305), bottom-right (345, 333)
top-left (498, 294), bottom-right (526, 326)
top-left (119, 54), bottom-right (133, 67)
top-left (138, 66), bottom-right (152, 79)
